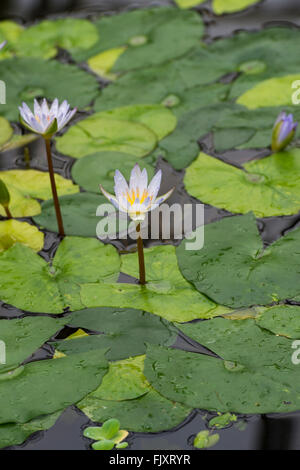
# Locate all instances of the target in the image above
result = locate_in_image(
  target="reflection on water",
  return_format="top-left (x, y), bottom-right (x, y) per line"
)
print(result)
top-left (0, 0), bottom-right (300, 451)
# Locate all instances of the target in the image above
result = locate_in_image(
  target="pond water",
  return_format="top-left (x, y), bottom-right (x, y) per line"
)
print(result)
top-left (0, 0), bottom-right (300, 451)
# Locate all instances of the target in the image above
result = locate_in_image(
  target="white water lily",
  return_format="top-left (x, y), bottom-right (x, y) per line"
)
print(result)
top-left (19, 98), bottom-right (77, 137)
top-left (100, 163), bottom-right (174, 222)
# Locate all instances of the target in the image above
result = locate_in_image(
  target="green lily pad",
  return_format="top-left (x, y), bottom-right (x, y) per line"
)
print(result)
top-left (177, 213), bottom-right (300, 308)
top-left (55, 115), bottom-right (157, 159)
top-left (79, 389), bottom-right (191, 433)
top-left (145, 316), bottom-right (300, 414)
top-left (0, 237), bottom-right (120, 313)
top-left (154, 105), bottom-right (228, 170)
top-left (71, 152), bottom-right (155, 194)
top-left (255, 305), bottom-right (300, 339)
top-left (15, 18), bottom-right (99, 59)
top-left (34, 192), bottom-right (123, 237)
top-left (73, 8), bottom-right (203, 74)
top-left (0, 117), bottom-right (13, 147)
top-left (0, 58), bottom-right (99, 121)
top-left (237, 74), bottom-right (300, 109)
top-left (0, 412), bottom-right (61, 449)
top-left (94, 58), bottom-right (230, 119)
top-left (0, 169), bottom-right (78, 218)
top-left (81, 245), bottom-right (230, 322)
top-left (0, 220), bottom-right (44, 253)
top-left (92, 105), bottom-right (177, 141)
top-left (51, 307), bottom-right (177, 361)
top-left (78, 354), bottom-right (191, 433)
top-left (84, 356), bottom-right (150, 401)
top-left (211, 105), bottom-right (300, 151)
top-left (0, 316), bottom-right (67, 372)
top-left (0, 21), bottom-right (23, 59)
top-left (212, 0), bottom-right (259, 15)
top-left (184, 150), bottom-right (300, 217)
top-left (0, 349), bottom-right (108, 424)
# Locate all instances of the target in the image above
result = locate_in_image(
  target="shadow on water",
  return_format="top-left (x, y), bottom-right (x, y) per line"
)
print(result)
top-left (0, 0), bottom-right (300, 451)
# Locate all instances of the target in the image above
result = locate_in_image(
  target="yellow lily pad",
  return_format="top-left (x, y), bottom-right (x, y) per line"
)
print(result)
top-left (0, 21), bottom-right (23, 59)
top-left (0, 169), bottom-right (79, 217)
top-left (174, 0), bottom-right (205, 9)
top-left (0, 117), bottom-right (13, 147)
top-left (0, 220), bottom-right (44, 253)
top-left (87, 47), bottom-right (126, 80)
top-left (237, 74), bottom-right (299, 109)
top-left (213, 0), bottom-right (259, 15)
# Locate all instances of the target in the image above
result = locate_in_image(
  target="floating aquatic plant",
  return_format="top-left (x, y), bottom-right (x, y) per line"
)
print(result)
top-left (84, 419), bottom-right (129, 450)
top-left (100, 163), bottom-right (174, 285)
top-left (19, 98), bottom-right (77, 236)
top-left (193, 430), bottom-right (220, 449)
top-left (271, 111), bottom-right (298, 152)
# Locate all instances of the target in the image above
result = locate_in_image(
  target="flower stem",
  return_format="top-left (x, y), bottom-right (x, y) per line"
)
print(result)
top-left (24, 146), bottom-right (30, 169)
top-left (136, 223), bottom-right (146, 285)
top-left (4, 205), bottom-right (12, 219)
top-left (44, 138), bottom-right (65, 237)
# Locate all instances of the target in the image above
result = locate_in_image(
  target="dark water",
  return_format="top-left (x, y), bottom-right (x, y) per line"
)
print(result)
top-left (1, 0), bottom-right (300, 451)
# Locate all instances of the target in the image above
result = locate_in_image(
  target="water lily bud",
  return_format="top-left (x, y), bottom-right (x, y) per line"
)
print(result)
top-left (272, 112), bottom-right (298, 152)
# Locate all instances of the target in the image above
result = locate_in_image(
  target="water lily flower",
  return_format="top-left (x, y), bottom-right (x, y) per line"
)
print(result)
top-left (272, 112), bottom-right (298, 152)
top-left (19, 98), bottom-right (76, 236)
top-left (19, 98), bottom-right (77, 138)
top-left (0, 41), bottom-right (7, 50)
top-left (100, 163), bottom-right (174, 222)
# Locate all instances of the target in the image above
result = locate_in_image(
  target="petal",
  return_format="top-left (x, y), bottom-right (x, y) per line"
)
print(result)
top-left (100, 184), bottom-right (119, 207)
top-left (50, 98), bottom-right (59, 116)
top-left (153, 187), bottom-right (175, 206)
top-left (129, 163), bottom-right (142, 192)
top-left (41, 98), bottom-right (50, 116)
top-left (278, 120), bottom-right (293, 143)
top-left (274, 111), bottom-right (286, 127)
top-left (57, 107), bottom-right (77, 131)
top-left (114, 169), bottom-right (129, 200)
top-left (147, 169), bottom-right (162, 201)
top-left (34, 99), bottom-right (42, 118)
